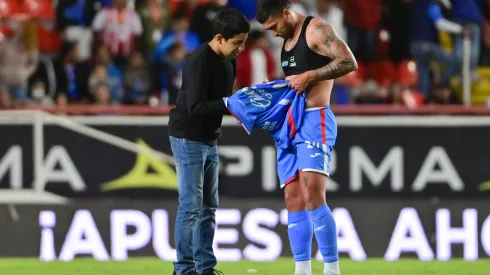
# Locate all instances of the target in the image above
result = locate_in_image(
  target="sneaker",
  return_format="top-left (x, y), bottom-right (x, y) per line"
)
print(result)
top-left (201, 269), bottom-right (225, 275)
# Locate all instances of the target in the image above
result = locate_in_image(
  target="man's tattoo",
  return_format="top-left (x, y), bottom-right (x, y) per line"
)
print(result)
top-left (311, 23), bottom-right (357, 80)
top-left (303, 173), bottom-right (309, 188)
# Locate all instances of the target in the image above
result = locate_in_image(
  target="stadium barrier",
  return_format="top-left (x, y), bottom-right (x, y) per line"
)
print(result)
top-left (0, 110), bottom-right (489, 200)
top-left (0, 199), bottom-right (488, 261)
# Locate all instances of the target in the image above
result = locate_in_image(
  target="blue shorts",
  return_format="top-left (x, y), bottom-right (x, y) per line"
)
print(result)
top-left (277, 106), bottom-right (337, 188)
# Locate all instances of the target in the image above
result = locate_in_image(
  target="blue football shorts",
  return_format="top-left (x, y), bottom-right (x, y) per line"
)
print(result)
top-left (276, 106), bottom-right (337, 188)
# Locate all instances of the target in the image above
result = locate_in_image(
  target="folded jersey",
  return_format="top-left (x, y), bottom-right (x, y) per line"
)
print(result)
top-left (224, 80), bottom-right (306, 149)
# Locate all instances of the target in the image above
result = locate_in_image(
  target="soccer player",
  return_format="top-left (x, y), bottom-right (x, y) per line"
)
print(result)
top-left (168, 8), bottom-right (250, 275)
top-left (256, 1), bottom-right (358, 275)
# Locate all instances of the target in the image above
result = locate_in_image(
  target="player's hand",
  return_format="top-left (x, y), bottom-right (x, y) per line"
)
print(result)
top-left (286, 71), bottom-right (315, 93)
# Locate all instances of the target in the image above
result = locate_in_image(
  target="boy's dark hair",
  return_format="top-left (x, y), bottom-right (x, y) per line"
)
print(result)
top-left (211, 8), bottom-right (250, 40)
top-left (256, 0), bottom-right (291, 24)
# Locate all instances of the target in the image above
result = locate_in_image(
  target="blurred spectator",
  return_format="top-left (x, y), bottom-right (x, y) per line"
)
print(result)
top-left (92, 0), bottom-right (144, 67)
top-left (94, 45), bottom-right (124, 89)
top-left (190, 0), bottom-right (227, 43)
top-left (89, 63), bottom-right (124, 103)
top-left (289, 0), bottom-right (308, 14)
top-left (56, 0), bottom-right (102, 60)
top-left (481, 0), bottom-right (490, 65)
top-left (227, 0), bottom-right (257, 20)
top-left (390, 83), bottom-right (405, 105)
top-left (409, 0), bottom-right (461, 95)
top-left (236, 30), bottom-right (276, 88)
top-left (53, 41), bottom-right (89, 102)
top-left (95, 46), bottom-right (123, 87)
top-left (27, 80), bottom-right (55, 106)
top-left (340, 0), bottom-right (383, 63)
top-left (153, 7), bottom-right (201, 63)
top-left (384, 0), bottom-right (411, 63)
top-left (0, 20), bottom-right (39, 105)
top-left (27, 56), bottom-right (55, 99)
top-left (168, 0), bottom-right (201, 17)
top-left (425, 83), bottom-right (461, 104)
top-left (92, 82), bottom-right (116, 105)
top-left (152, 41), bottom-right (186, 105)
top-left (124, 52), bottom-right (151, 104)
top-left (56, 0), bottom-right (101, 30)
top-left (0, 0), bottom-right (485, 108)
top-left (311, 0), bottom-right (346, 41)
top-left (450, 0), bottom-right (484, 79)
top-left (99, 0), bottom-right (115, 8)
top-left (137, 0), bottom-right (170, 57)
top-left (55, 93), bottom-right (69, 107)
top-left (0, 86), bottom-right (14, 109)
top-left (354, 79), bottom-right (392, 104)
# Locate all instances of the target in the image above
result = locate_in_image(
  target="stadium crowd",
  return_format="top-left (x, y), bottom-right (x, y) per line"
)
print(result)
top-left (0, 0), bottom-right (490, 110)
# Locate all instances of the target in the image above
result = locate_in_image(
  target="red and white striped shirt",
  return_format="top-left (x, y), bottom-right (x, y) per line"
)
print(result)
top-left (92, 8), bottom-right (143, 57)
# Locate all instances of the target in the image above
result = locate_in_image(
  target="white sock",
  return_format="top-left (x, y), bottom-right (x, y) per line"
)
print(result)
top-left (324, 261), bottom-right (340, 275)
top-left (295, 260), bottom-right (312, 275)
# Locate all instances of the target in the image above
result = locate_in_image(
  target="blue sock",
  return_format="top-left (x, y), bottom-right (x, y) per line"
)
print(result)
top-left (287, 209), bottom-right (313, 262)
top-left (310, 204), bottom-right (338, 263)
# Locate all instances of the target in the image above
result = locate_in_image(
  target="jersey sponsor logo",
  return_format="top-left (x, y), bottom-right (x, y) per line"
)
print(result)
top-left (281, 56), bottom-right (297, 68)
top-left (242, 87), bottom-right (272, 109)
top-left (289, 56), bottom-right (296, 67)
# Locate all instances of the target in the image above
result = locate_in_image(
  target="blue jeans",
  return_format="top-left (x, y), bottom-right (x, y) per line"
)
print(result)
top-left (409, 41), bottom-right (460, 95)
top-left (453, 23), bottom-right (480, 70)
top-left (170, 136), bottom-right (219, 275)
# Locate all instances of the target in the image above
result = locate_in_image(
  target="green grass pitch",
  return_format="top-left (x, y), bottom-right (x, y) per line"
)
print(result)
top-left (0, 258), bottom-right (488, 275)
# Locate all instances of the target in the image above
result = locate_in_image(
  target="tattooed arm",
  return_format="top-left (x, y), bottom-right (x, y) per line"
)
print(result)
top-left (308, 22), bottom-right (358, 80)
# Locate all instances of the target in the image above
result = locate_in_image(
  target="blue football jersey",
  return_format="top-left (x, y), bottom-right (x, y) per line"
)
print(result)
top-left (224, 80), bottom-right (306, 149)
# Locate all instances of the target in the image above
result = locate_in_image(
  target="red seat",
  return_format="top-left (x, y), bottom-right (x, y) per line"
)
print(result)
top-left (21, 0), bottom-right (54, 21)
top-left (339, 62), bottom-right (365, 86)
top-left (397, 60), bottom-right (419, 87)
top-left (0, 25), bottom-right (14, 38)
top-left (402, 90), bottom-right (425, 108)
top-left (368, 60), bottom-right (397, 87)
top-left (0, 0), bottom-right (23, 19)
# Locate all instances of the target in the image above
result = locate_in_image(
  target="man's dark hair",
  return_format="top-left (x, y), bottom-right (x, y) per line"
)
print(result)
top-left (211, 8), bottom-right (250, 40)
top-left (256, 0), bottom-right (291, 24)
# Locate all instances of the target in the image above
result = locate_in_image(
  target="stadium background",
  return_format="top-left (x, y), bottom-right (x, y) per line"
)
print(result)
top-left (0, 0), bottom-right (489, 274)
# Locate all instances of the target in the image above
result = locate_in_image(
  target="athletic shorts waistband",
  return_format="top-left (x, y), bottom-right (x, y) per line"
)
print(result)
top-left (305, 106), bottom-right (331, 112)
